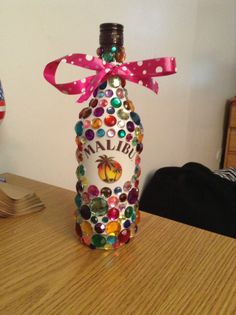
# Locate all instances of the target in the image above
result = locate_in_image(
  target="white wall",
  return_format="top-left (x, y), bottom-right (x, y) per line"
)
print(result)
top-left (0, 0), bottom-right (236, 191)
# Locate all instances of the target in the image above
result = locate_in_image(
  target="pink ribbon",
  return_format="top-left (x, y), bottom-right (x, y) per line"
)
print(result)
top-left (43, 53), bottom-right (176, 103)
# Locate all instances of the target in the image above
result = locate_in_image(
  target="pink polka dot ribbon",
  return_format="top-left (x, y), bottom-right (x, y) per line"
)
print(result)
top-left (43, 53), bottom-right (177, 103)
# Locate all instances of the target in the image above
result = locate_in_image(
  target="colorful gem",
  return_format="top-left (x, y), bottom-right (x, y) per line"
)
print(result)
top-left (99, 99), bottom-right (108, 107)
top-left (93, 88), bottom-right (98, 98)
top-left (111, 46), bottom-right (117, 53)
top-left (92, 234), bottom-right (106, 247)
top-left (96, 128), bottom-right (105, 137)
top-left (130, 112), bottom-right (141, 125)
top-left (76, 181), bottom-right (83, 192)
top-left (80, 221), bottom-right (93, 235)
top-left (87, 185), bottom-right (99, 197)
top-left (76, 164), bottom-right (85, 177)
top-left (102, 216), bottom-right (109, 223)
top-left (84, 120), bottom-right (90, 128)
top-left (132, 138), bottom-right (138, 146)
top-left (127, 188), bottom-right (139, 204)
top-left (135, 155), bottom-right (141, 165)
top-left (107, 129), bottom-right (116, 138)
top-left (109, 76), bottom-right (121, 88)
top-left (82, 192), bottom-right (90, 204)
top-left (107, 107), bottom-right (115, 114)
top-left (107, 235), bottom-right (117, 244)
top-left (107, 196), bottom-right (119, 208)
top-left (82, 235), bottom-right (91, 246)
top-left (102, 52), bottom-right (114, 62)
top-left (123, 181), bottom-right (132, 192)
top-left (117, 120), bottom-right (125, 128)
top-left (131, 211), bottom-right (136, 223)
top-left (105, 89), bottom-right (113, 98)
top-left (125, 206), bottom-right (133, 218)
top-left (80, 205), bottom-right (91, 220)
top-left (75, 194), bottom-right (82, 207)
top-left (95, 223), bottom-right (106, 234)
top-left (111, 97), bottom-right (122, 108)
top-left (75, 222), bottom-right (82, 237)
top-left (116, 88), bottom-right (125, 99)
top-left (119, 203), bottom-right (126, 211)
top-left (96, 47), bottom-right (104, 56)
top-left (123, 220), bottom-right (131, 228)
top-left (114, 187), bottom-right (122, 194)
top-left (126, 134), bottom-right (133, 142)
top-left (104, 115), bottom-right (117, 127)
top-left (79, 107), bottom-right (92, 119)
top-left (100, 187), bottom-right (112, 198)
top-left (91, 118), bottom-right (102, 129)
top-left (118, 229), bottom-right (130, 243)
top-left (127, 121), bottom-right (135, 132)
top-left (89, 98), bottom-right (98, 108)
top-left (99, 81), bottom-right (107, 90)
top-left (90, 197), bottom-right (108, 216)
top-left (108, 207), bottom-right (120, 220)
top-left (124, 100), bottom-right (135, 111)
top-left (94, 107), bottom-right (104, 117)
top-left (117, 109), bottom-right (129, 120)
top-left (75, 121), bottom-right (83, 136)
top-left (106, 221), bottom-right (121, 235)
top-left (116, 50), bottom-right (126, 63)
top-left (135, 166), bottom-right (141, 178)
top-left (136, 143), bottom-right (143, 153)
top-left (118, 129), bottom-right (126, 138)
top-left (130, 223), bottom-right (138, 237)
top-left (98, 91), bottom-right (105, 98)
top-left (85, 129), bottom-right (95, 141)
top-left (91, 216), bottom-right (98, 224)
top-left (119, 193), bottom-right (127, 202)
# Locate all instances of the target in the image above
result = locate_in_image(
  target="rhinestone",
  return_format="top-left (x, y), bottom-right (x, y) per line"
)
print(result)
top-left (118, 229), bottom-right (130, 243)
top-left (96, 128), bottom-right (105, 137)
top-left (117, 109), bottom-right (129, 120)
top-left (80, 205), bottom-right (91, 220)
top-left (80, 221), bottom-right (93, 235)
top-left (117, 120), bottom-right (125, 128)
top-left (111, 97), bottom-right (122, 108)
top-left (95, 223), bottom-right (106, 233)
top-left (106, 221), bottom-right (121, 235)
top-left (104, 115), bottom-right (117, 127)
top-left (130, 112), bottom-right (141, 125)
top-left (127, 121), bottom-right (135, 132)
top-left (98, 91), bottom-right (105, 98)
top-left (91, 118), bottom-right (102, 129)
top-left (125, 206), bottom-right (133, 218)
top-left (90, 197), bottom-right (108, 216)
top-left (127, 188), bottom-right (139, 204)
top-left (107, 107), bottom-right (115, 114)
top-left (108, 207), bottom-right (120, 220)
top-left (116, 88), bottom-right (125, 99)
top-left (92, 234), bottom-right (106, 247)
top-left (79, 107), bottom-right (92, 119)
top-left (89, 98), bottom-right (98, 108)
top-left (94, 107), bottom-right (104, 117)
top-left (114, 187), bottom-right (122, 194)
top-left (99, 81), bottom-right (107, 90)
top-left (105, 89), bottom-right (113, 98)
top-left (99, 99), bottom-right (108, 107)
top-left (118, 129), bottom-right (126, 138)
top-left (85, 129), bottom-right (95, 141)
top-left (109, 76), bottom-right (121, 88)
top-left (100, 187), bottom-right (112, 198)
top-left (107, 129), bottom-right (116, 138)
top-left (75, 121), bottom-right (83, 136)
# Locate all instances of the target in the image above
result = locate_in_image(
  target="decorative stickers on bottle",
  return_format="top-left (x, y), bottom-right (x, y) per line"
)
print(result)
top-left (75, 76), bottom-right (142, 249)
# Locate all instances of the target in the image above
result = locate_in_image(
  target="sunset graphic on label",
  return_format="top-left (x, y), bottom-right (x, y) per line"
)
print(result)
top-left (96, 155), bottom-right (122, 183)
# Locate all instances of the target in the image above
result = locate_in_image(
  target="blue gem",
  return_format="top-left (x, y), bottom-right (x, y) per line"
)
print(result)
top-left (98, 91), bottom-right (105, 98)
top-left (130, 112), bottom-right (141, 125)
top-left (75, 194), bottom-right (82, 208)
top-left (123, 220), bottom-right (131, 228)
top-left (96, 129), bottom-right (105, 137)
top-left (75, 121), bottom-right (83, 136)
top-left (107, 107), bottom-right (115, 114)
top-left (99, 81), bottom-right (107, 90)
top-left (114, 187), bottom-right (122, 194)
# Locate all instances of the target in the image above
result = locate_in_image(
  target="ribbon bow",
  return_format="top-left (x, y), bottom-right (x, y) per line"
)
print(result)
top-left (43, 53), bottom-right (176, 103)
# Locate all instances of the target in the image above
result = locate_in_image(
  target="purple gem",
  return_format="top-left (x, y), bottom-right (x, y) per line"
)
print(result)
top-left (93, 88), bottom-right (98, 97)
top-left (85, 129), bottom-right (95, 141)
top-left (94, 107), bottom-right (104, 117)
top-left (105, 89), bottom-right (113, 98)
top-left (126, 121), bottom-right (135, 132)
top-left (127, 188), bottom-right (139, 204)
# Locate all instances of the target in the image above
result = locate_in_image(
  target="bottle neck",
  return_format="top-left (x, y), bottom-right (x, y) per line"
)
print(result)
top-left (97, 23), bottom-right (126, 63)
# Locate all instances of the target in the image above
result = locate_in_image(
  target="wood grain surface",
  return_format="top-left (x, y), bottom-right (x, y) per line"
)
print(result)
top-left (0, 173), bottom-right (236, 315)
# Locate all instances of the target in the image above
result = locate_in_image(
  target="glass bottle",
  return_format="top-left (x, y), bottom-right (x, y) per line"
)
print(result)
top-left (75, 23), bottom-right (142, 249)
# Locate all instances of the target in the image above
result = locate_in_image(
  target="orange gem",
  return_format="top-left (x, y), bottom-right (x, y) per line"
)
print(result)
top-left (80, 221), bottom-right (93, 235)
top-left (106, 221), bottom-right (121, 235)
top-left (91, 118), bottom-right (102, 129)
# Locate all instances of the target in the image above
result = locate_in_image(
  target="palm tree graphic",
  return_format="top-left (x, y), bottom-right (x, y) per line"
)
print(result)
top-left (96, 155), bottom-right (122, 183)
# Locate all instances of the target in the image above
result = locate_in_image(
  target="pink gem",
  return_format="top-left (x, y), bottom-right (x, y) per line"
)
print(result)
top-left (107, 196), bottom-right (119, 208)
top-left (84, 120), bottom-right (91, 128)
top-left (87, 185), bottom-right (99, 197)
top-left (108, 207), bottom-right (120, 220)
top-left (82, 192), bottom-right (90, 204)
top-left (126, 134), bottom-right (133, 142)
top-left (135, 155), bottom-right (141, 165)
top-left (123, 181), bottom-right (132, 192)
top-left (99, 99), bottom-right (108, 107)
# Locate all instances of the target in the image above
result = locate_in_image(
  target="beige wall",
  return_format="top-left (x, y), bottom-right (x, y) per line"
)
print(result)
top-left (0, 0), bottom-right (236, 191)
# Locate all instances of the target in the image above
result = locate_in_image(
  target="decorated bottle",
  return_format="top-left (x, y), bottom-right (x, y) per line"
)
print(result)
top-left (43, 23), bottom-right (176, 250)
top-left (75, 23), bottom-right (142, 249)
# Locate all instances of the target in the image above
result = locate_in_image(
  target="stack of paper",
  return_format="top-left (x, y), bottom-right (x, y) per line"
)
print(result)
top-left (0, 182), bottom-right (45, 217)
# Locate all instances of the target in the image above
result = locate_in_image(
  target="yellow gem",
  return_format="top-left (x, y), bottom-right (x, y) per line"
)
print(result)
top-left (80, 221), bottom-right (93, 235)
top-left (106, 221), bottom-right (121, 235)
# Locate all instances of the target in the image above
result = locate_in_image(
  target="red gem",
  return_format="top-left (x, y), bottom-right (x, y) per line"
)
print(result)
top-left (104, 115), bottom-right (117, 127)
top-left (108, 207), bottom-right (120, 220)
top-left (89, 98), bottom-right (98, 108)
top-left (118, 229), bottom-right (130, 243)
top-left (79, 107), bottom-right (92, 119)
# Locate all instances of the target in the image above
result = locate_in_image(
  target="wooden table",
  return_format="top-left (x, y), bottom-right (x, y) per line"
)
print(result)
top-left (0, 173), bottom-right (235, 315)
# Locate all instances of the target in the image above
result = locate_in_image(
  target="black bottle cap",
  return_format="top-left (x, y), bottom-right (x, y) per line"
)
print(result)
top-left (99, 23), bottom-right (124, 48)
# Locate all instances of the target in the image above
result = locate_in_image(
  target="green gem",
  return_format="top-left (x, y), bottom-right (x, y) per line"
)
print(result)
top-left (103, 52), bottom-right (114, 62)
top-left (131, 212), bottom-right (136, 222)
top-left (117, 109), bottom-right (129, 120)
top-left (90, 197), bottom-right (108, 216)
top-left (92, 234), bottom-right (106, 247)
top-left (111, 46), bottom-right (117, 53)
top-left (118, 129), bottom-right (126, 138)
top-left (135, 166), bottom-right (139, 175)
top-left (75, 121), bottom-right (83, 136)
top-left (111, 97), bottom-right (122, 108)
top-left (109, 76), bottom-right (121, 88)
top-left (75, 194), bottom-right (82, 208)
top-left (125, 206), bottom-right (133, 218)
top-left (102, 216), bottom-right (109, 223)
top-left (132, 137), bottom-right (138, 146)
